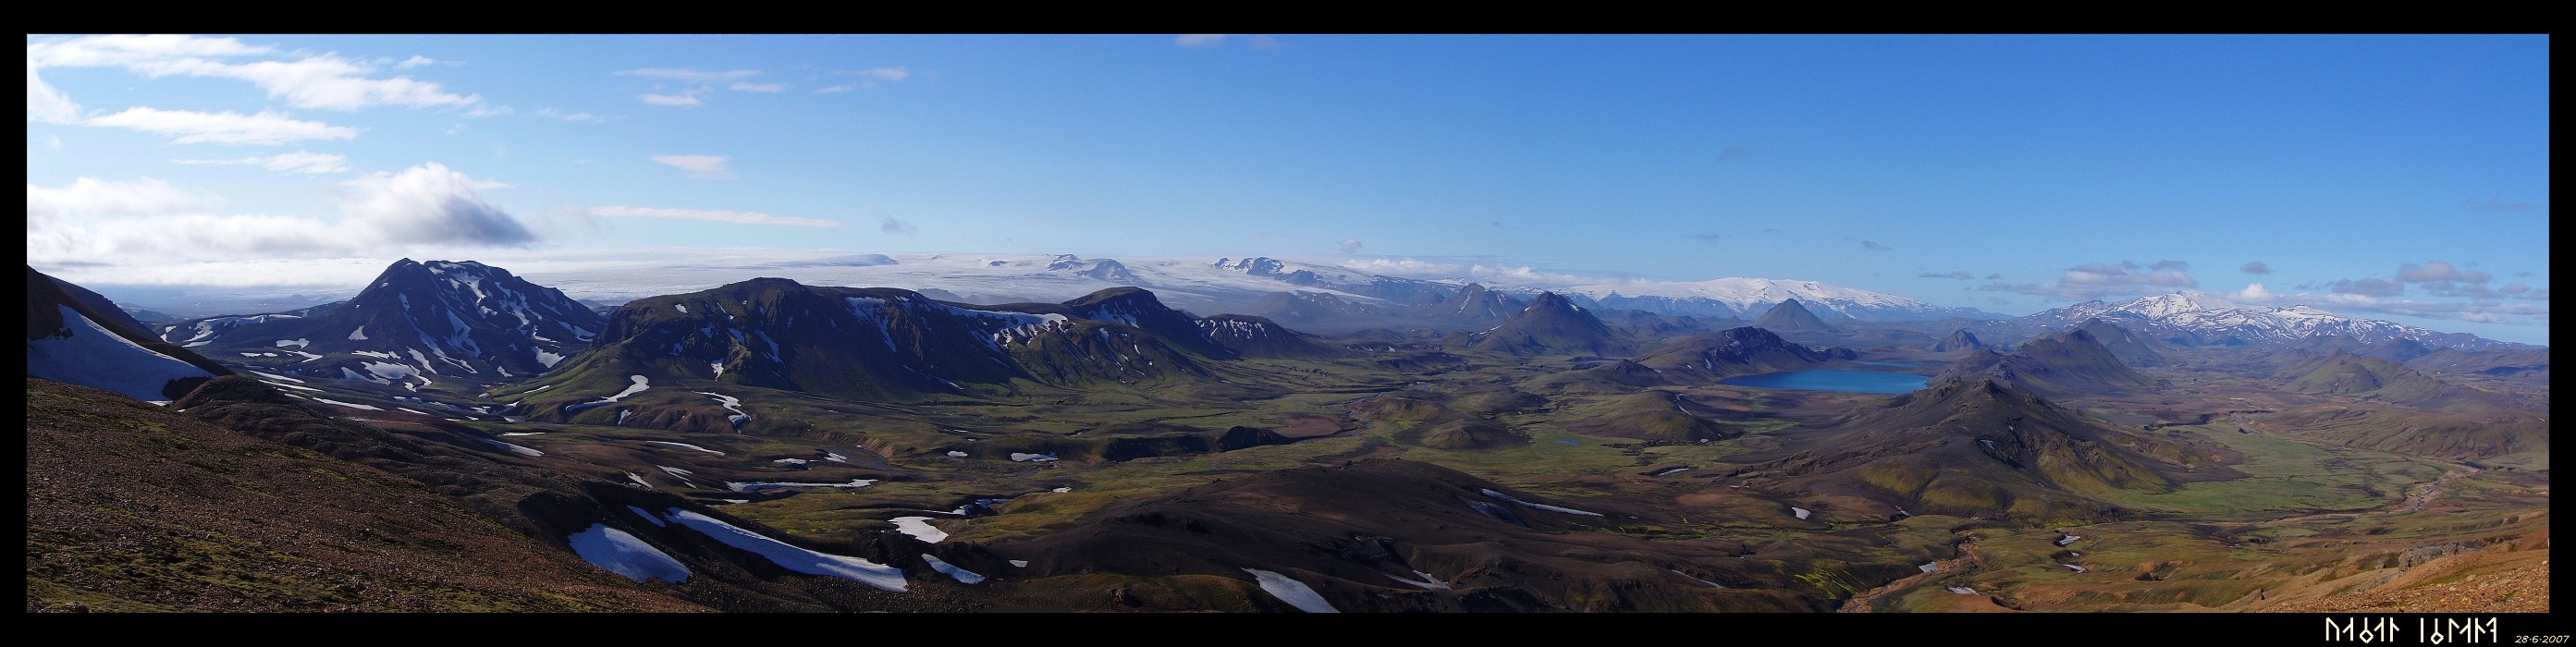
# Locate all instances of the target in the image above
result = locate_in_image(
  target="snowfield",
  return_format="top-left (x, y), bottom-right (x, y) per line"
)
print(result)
top-left (664, 508), bottom-right (907, 592)
top-left (568, 523), bottom-right (691, 583)
top-left (27, 305), bottom-right (215, 404)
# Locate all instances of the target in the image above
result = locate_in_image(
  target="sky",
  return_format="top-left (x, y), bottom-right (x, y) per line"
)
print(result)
top-left (25, 34), bottom-right (2551, 344)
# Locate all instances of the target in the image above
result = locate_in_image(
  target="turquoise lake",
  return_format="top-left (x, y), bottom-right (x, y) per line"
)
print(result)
top-left (1719, 370), bottom-right (1930, 394)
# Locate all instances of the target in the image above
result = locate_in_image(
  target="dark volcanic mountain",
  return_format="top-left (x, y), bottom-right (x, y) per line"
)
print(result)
top-left (158, 259), bottom-right (606, 390)
top-left (1633, 326), bottom-right (1857, 381)
top-left (2075, 318), bottom-right (2168, 367)
top-left (521, 280), bottom-right (1234, 422)
top-left (1409, 283), bottom-right (1523, 321)
top-left (1061, 287), bottom-right (1236, 360)
top-left (1749, 299), bottom-right (1836, 333)
top-left (1466, 292), bottom-right (1633, 357)
top-left (1932, 329), bottom-right (1986, 352)
top-left (27, 266), bottom-right (231, 401)
top-left (1737, 378), bottom-right (2221, 521)
top-left (1196, 314), bottom-right (1340, 359)
top-left (1935, 328), bottom-right (2154, 397)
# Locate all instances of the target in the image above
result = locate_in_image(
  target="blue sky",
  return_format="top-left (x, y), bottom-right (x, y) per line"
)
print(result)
top-left (26, 34), bottom-right (2550, 344)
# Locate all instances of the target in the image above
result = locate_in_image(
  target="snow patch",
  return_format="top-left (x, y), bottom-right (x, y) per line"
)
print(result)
top-left (1011, 452), bottom-right (1058, 462)
top-left (664, 508), bottom-right (907, 592)
top-left (1479, 488), bottom-right (1605, 517)
top-left (644, 440), bottom-right (725, 456)
top-left (313, 397), bottom-right (382, 410)
top-left (568, 523), bottom-right (690, 583)
top-left (25, 305), bottom-right (215, 403)
top-left (479, 438), bottom-right (544, 457)
top-left (347, 325), bottom-right (368, 340)
top-left (626, 505), bottom-right (667, 527)
top-left (922, 554), bottom-right (985, 584)
top-left (1241, 568), bottom-right (1337, 613)
top-left (890, 517), bottom-right (949, 543)
top-left (725, 478), bottom-right (877, 492)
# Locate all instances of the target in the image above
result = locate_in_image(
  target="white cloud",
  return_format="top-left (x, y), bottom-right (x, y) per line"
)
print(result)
top-left (25, 34), bottom-right (275, 67)
top-left (591, 205), bottom-right (840, 227)
top-left (880, 217), bottom-right (917, 235)
top-left (46, 134), bottom-right (62, 151)
top-left (1176, 34), bottom-right (1229, 47)
top-left (27, 60), bottom-right (82, 123)
top-left (82, 106), bottom-right (359, 145)
top-left (534, 107), bottom-right (616, 122)
top-left (32, 36), bottom-right (480, 111)
top-left (172, 150), bottom-right (350, 175)
top-left (729, 81), bottom-right (786, 92)
top-left (650, 154), bottom-right (734, 179)
top-left (617, 67), bottom-right (761, 83)
top-left (814, 85), bottom-right (856, 94)
top-left (2396, 260), bottom-right (2492, 284)
top-left (396, 55), bottom-right (436, 68)
top-left (851, 67), bottom-right (908, 82)
top-left (27, 177), bottom-right (219, 225)
top-left (638, 92), bottom-right (702, 106)
top-left (1338, 238), bottom-right (1364, 253)
top-left (26, 163), bottom-right (533, 265)
top-left (1979, 261), bottom-right (2199, 300)
top-left (2230, 283), bottom-right (2274, 302)
top-left (339, 163), bottom-right (535, 246)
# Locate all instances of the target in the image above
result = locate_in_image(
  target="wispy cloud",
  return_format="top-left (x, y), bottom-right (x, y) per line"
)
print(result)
top-left (617, 67), bottom-right (761, 83)
top-left (171, 150), bottom-right (350, 175)
top-left (590, 205), bottom-right (839, 227)
top-left (27, 177), bottom-right (220, 225)
top-left (650, 154), bottom-right (733, 179)
top-left (1859, 239), bottom-right (1891, 250)
top-left (2460, 196), bottom-right (2540, 213)
top-left (1338, 238), bottom-right (1365, 254)
top-left (82, 107), bottom-right (359, 145)
top-left (638, 92), bottom-right (702, 107)
top-left (1920, 271), bottom-right (1975, 280)
top-left (1714, 146), bottom-right (1748, 163)
top-left (534, 107), bottom-right (618, 122)
top-left (1689, 233), bottom-right (1722, 242)
top-left (1978, 260), bottom-right (2198, 300)
top-left (2240, 261), bottom-right (2271, 275)
top-left (31, 35), bottom-right (481, 111)
top-left (1175, 34), bottom-right (1280, 49)
top-left (814, 85), bottom-right (856, 94)
top-left (27, 60), bottom-right (82, 123)
top-left (880, 217), bottom-right (917, 235)
top-left (395, 55), bottom-right (436, 68)
top-left (728, 81), bottom-right (786, 92)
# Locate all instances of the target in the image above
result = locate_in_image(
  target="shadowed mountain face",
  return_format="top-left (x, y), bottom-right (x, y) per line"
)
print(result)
top-left (155, 259), bottom-right (606, 391)
top-left (1196, 314), bottom-right (1340, 359)
top-left (1633, 326), bottom-right (1856, 381)
top-left (1750, 299), bottom-right (1836, 333)
top-left (2076, 318), bottom-right (2167, 367)
top-left (1935, 328), bottom-right (2153, 397)
top-left (26, 265), bottom-right (228, 401)
top-left (998, 458), bottom-right (1822, 612)
top-left (1468, 292), bottom-right (1633, 357)
top-left (520, 280), bottom-right (1237, 421)
top-left (1932, 329), bottom-right (1986, 352)
top-left (1409, 283), bottom-right (1524, 322)
top-left (1736, 378), bottom-right (2222, 522)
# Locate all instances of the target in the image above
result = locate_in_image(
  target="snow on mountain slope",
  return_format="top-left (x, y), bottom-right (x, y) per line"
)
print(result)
top-left (158, 259), bottom-right (607, 389)
top-left (515, 252), bottom-right (1991, 323)
top-left (2024, 293), bottom-right (2525, 349)
top-left (29, 304), bottom-right (218, 403)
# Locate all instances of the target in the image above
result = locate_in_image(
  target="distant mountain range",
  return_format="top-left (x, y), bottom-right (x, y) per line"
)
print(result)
top-left (2018, 293), bottom-right (2529, 350)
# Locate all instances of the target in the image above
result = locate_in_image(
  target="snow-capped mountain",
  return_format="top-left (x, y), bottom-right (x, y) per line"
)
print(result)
top-left (514, 252), bottom-right (1993, 326)
top-left (1555, 277), bottom-right (1995, 322)
top-left (158, 259), bottom-right (607, 390)
top-left (2022, 293), bottom-right (2525, 350)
